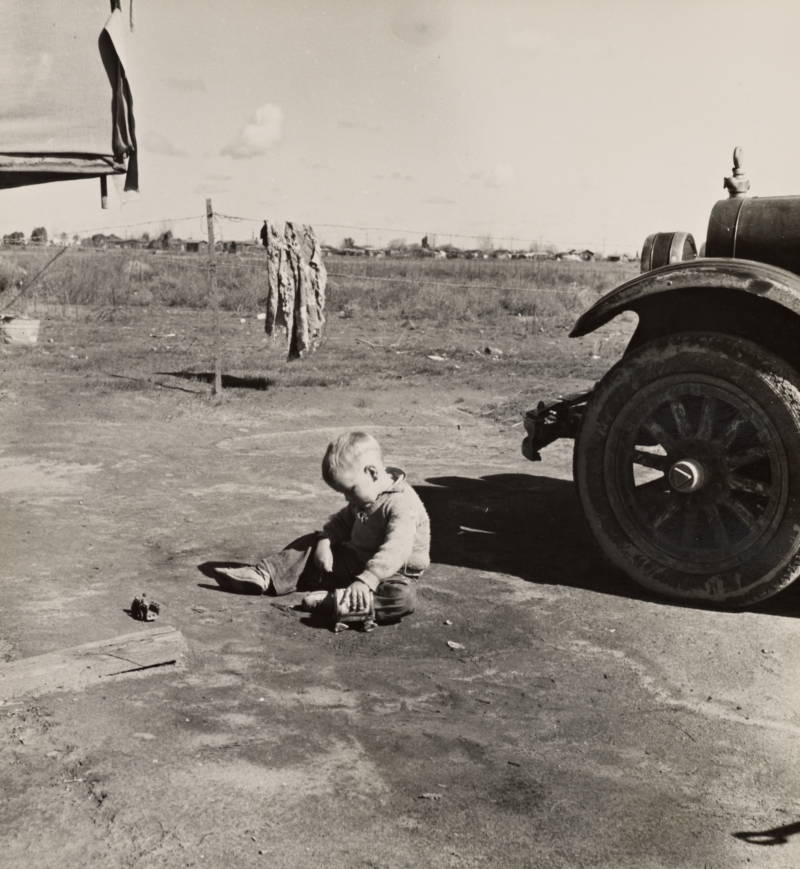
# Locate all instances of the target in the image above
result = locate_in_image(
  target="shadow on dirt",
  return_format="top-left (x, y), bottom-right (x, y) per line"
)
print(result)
top-left (733, 819), bottom-right (800, 845)
top-left (417, 473), bottom-right (800, 615)
top-left (159, 371), bottom-right (272, 390)
top-left (196, 561), bottom-right (334, 630)
top-left (417, 473), bottom-right (639, 599)
top-left (106, 372), bottom-right (204, 394)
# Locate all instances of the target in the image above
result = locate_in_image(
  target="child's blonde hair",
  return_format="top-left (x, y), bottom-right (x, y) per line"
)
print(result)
top-left (322, 431), bottom-right (383, 487)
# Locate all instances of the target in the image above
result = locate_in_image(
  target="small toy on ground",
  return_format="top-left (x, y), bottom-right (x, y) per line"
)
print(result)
top-left (301, 588), bottom-right (377, 632)
top-left (130, 594), bottom-right (161, 622)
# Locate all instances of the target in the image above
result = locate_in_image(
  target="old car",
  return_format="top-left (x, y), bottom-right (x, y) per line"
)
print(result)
top-left (522, 148), bottom-right (800, 607)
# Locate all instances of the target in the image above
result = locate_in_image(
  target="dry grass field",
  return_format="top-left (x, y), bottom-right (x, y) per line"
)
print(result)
top-left (1, 246), bottom-right (637, 326)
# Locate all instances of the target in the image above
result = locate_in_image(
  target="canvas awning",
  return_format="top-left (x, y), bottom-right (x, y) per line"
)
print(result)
top-left (0, 0), bottom-right (137, 196)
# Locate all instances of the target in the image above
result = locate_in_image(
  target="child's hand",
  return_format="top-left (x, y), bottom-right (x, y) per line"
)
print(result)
top-left (314, 537), bottom-right (334, 572)
top-left (341, 580), bottom-right (371, 613)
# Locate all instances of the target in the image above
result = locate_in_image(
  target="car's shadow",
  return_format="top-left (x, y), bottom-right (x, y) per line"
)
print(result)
top-left (417, 473), bottom-right (637, 598)
top-left (416, 473), bottom-right (800, 616)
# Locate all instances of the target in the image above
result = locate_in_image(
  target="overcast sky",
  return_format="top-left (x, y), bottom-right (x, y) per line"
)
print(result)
top-left (3, 0), bottom-right (800, 253)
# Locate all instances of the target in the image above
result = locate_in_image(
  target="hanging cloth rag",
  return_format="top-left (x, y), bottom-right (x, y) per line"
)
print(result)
top-left (263, 221), bottom-right (327, 360)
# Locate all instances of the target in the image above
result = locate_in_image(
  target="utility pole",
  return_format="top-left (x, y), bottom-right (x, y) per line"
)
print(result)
top-left (206, 198), bottom-right (222, 396)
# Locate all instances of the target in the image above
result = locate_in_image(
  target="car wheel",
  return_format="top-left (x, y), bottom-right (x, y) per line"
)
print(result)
top-left (574, 332), bottom-right (800, 606)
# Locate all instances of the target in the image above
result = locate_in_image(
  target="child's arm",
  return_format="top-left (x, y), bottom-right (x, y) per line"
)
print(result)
top-left (355, 503), bottom-right (417, 591)
top-left (314, 537), bottom-right (334, 572)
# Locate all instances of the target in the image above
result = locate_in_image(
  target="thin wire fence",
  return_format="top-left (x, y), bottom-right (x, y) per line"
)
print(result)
top-left (18, 208), bottom-right (628, 257)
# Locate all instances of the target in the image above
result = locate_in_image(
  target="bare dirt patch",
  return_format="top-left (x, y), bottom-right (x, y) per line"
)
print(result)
top-left (1, 307), bottom-right (799, 867)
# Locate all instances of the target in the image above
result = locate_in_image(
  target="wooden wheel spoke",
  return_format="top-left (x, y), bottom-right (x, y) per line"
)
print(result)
top-left (719, 493), bottom-right (758, 528)
top-left (643, 420), bottom-right (676, 452)
top-left (670, 400), bottom-right (691, 439)
top-left (695, 398), bottom-right (715, 440)
top-left (632, 449), bottom-right (668, 472)
top-left (681, 503), bottom-right (701, 548)
top-left (728, 474), bottom-right (770, 498)
top-left (703, 503), bottom-right (729, 549)
top-left (727, 446), bottom-right (768, 470)
top-left (652, 498), bottom-right (679, 530)
top-left (717, 416), bottom-right (746, 449)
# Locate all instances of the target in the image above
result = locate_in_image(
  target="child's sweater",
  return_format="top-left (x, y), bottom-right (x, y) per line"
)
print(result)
top-left (322, 467), bottom-right (431, 590)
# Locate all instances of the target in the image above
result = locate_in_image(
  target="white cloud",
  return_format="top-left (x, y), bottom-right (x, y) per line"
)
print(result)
top-left (222, 104), bottom-right (284, 159)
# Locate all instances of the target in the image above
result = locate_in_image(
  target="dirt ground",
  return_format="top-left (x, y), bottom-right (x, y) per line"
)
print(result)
top-left (1, 309), bottom-right (799, 868)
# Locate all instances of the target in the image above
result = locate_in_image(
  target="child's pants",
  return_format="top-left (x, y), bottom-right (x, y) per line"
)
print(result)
top-left (256, 533), bottom-right (418, 623)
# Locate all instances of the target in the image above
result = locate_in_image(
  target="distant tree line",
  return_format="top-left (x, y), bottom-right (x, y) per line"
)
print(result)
top-left (0, 227), bottom-right (176, 249)
top-left (330, 234), bottom-right (624, 261)
top-left (2, 226), bottom-right (632, 261)
top-left (2, 227), bottom-right (48, 245)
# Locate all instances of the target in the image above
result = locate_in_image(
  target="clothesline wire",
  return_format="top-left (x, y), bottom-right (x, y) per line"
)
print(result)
top-left (41, 210), bottom-right (603, 252)
top-left (54, 214), bottom-right (206, 236)
top-left (213, 212), bottom-right (565, 248)
top-left (47, 211), bottom-right (534, 245)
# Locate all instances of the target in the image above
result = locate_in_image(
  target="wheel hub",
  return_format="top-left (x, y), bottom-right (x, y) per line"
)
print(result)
top-left (668, 458), bottom-right (706, 493)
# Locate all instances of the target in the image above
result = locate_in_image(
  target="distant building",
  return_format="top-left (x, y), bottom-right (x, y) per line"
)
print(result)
top-left (105, 236), bottom-right (140, 249)
top-left (515, 250), bottom-right (551, 260)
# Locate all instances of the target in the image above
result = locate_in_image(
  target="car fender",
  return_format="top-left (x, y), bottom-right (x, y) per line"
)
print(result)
top-left (570, 258), bottom-right (800, 338)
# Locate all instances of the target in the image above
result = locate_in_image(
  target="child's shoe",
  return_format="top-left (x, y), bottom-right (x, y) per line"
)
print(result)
top-left (214, 564), bottom-right (271, 594)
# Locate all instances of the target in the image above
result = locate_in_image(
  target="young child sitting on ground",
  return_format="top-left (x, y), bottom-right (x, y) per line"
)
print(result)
top-left (214, 431), bottom-right (430, 629)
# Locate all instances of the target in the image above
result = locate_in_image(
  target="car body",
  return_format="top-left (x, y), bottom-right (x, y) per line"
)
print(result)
top-left (522, 150), bottom-right (800, 606)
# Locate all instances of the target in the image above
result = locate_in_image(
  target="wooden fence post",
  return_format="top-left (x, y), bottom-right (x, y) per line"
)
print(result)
top-left (205, 198), bottom-right (222, 396)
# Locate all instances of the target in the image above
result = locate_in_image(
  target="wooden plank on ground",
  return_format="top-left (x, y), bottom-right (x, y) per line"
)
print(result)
top-left (0, 626), bottom-right (187, 703)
